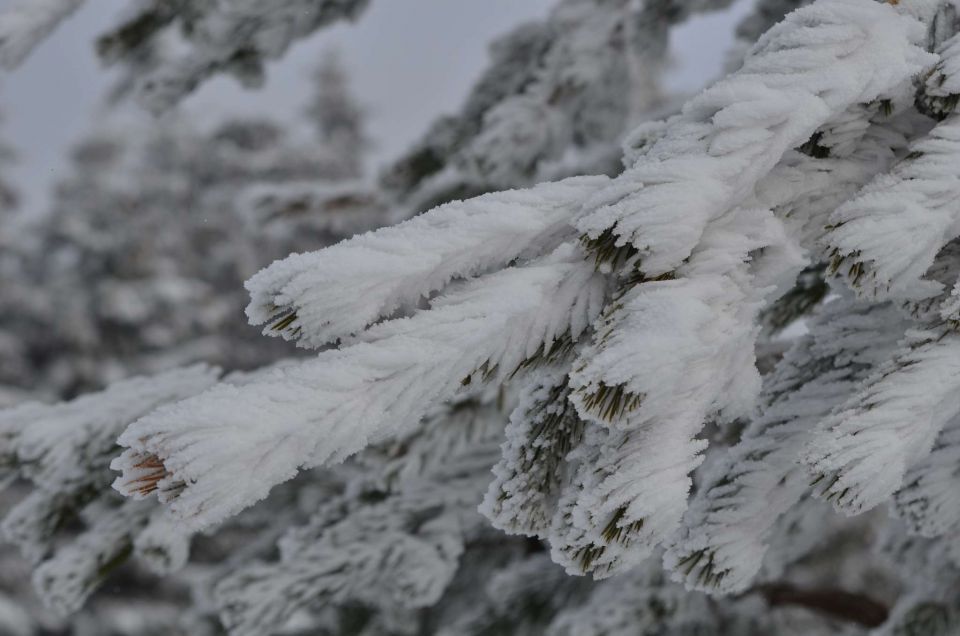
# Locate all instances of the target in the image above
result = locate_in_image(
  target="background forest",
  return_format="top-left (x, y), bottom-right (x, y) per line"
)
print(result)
top-left (2, 1), bottom-right (960, 635)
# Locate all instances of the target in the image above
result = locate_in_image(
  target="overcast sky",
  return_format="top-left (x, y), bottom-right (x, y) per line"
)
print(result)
top-left (1, 0), bottom-right (748, 213)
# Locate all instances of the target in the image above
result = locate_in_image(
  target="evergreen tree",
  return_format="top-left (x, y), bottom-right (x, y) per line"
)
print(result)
top-left (0, 101), bottom-right (26, 406)
top-left (0, 0), bottom-right (372, 111)
top-left (0, 64), bottom-right (373, 398)
top-left (306, 50), bottom-right (368, 175)
top-left (9, 0), bottom-right (960, 634)
top-left (380, 0), bottom-right (736, 219)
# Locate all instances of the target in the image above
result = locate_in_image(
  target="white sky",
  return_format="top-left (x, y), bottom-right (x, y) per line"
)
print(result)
top-left (1, 0), bottom-right (749, 213)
